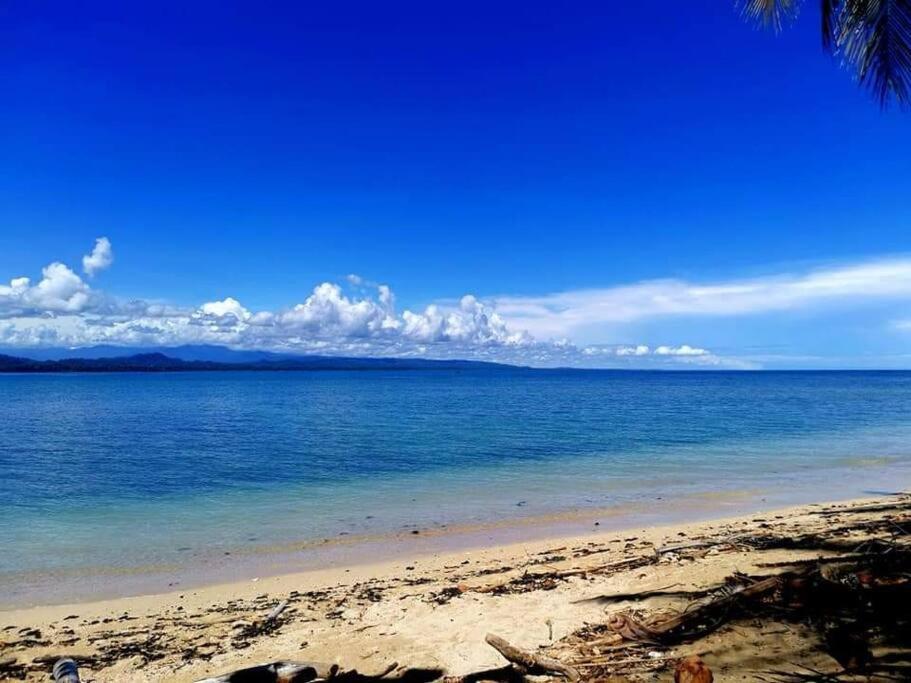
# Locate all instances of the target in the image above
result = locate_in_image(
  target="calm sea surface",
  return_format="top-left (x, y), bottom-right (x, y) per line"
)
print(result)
top-left (3, 369), bottom-right (911, 605)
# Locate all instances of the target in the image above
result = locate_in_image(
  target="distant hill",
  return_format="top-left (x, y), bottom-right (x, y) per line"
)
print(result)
top-left (3, 344), bottom-right (306, 363)
top-left (0, 350), bottom-right (519, 373)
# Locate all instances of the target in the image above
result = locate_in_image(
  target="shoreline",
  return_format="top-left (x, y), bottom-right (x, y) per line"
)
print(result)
top-left (3, 480), bottom-right (900, 611)
top-left (2, 489), bottom-right (771, 616)
top-left (2, 493), bottom-right (910, 681)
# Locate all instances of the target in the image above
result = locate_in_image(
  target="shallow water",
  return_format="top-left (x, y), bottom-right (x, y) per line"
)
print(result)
top-left (3, 369), bottom-right (911, 605)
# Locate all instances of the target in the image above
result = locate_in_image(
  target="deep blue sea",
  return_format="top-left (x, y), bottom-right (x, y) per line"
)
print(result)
top-left (3, 369), bottom-right (911, 605)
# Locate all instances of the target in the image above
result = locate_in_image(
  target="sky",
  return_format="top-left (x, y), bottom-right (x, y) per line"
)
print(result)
top-left (1, 1), bottom-right (910, 369)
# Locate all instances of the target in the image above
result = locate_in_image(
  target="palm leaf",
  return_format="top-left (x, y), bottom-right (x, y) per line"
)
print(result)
top-left (821, 0), bottom-right (840, 47)
top-left (740, 0), bottom-right (911, 107)
top-left (833, 0), bottom-right (911, 106)
top-left (741, 0), bottom-right (803, 31)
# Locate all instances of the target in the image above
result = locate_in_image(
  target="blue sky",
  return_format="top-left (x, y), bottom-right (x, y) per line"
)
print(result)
top-left (1, 1), bottom-right (910, 368)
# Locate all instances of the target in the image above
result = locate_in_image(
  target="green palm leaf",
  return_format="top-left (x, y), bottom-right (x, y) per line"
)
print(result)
top-left (741, 0), bottom-right (911, 107)
top-left (835, 0), bottom-right (911, 106)
top-left (741, 0), bottom-right (803, 31)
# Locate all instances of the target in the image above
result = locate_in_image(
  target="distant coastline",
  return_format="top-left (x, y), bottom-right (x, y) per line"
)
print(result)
top-left (0, 351), bottom-right (517, 373)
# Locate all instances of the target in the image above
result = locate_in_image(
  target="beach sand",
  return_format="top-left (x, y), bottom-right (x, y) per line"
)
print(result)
top-left (2, 495), bottom-right (909, 681)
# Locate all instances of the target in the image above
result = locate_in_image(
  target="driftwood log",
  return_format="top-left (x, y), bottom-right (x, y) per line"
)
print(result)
top-left (650, 575), bottom-right (781, 636)
top-left (607, 574), bottom-right (784, 643)
top-left (264, 600), bottom-right (290, 625)
top-left (484, 634), bottom-right (580, 681)
top-left (234, 599), bottom-right (291, 640)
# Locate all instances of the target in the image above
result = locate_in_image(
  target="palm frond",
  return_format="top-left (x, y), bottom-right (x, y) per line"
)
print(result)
top-left (821, 0), bottom-right (841, 47)
top-left (741, 0), bottom-right (803, 31)
top-left (833, 0), bottom-right (911, 106)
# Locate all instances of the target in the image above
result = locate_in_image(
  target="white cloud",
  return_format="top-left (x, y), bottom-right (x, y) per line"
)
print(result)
top-left (0, 239), bottom-right (765, 369)
top-left (82, 237), bottom-right (114, 276)
top-left (276, 282), bottom-right (399, 336)
top-left (0, 276), bottom-right (31, 304)
top-left (580, 343), bottom-right (713, 361)
top-left (493, 258), bottom-right (911, 340)
top-left (655, 344), bottom-right (708, 356)
top-left (616, 344), bottom-right (650, 356)
top-left (199, 297), bottom-right (251, 320)
top-left (400, 295), bottom-right (532, 346)
top-left (0, 263), bottom-right (93, 316)
top-left (31, 263), bottom-right (92, 311)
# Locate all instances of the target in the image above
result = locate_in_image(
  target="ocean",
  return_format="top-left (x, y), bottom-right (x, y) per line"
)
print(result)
top-left (3, 369), bottom-right (911, 606)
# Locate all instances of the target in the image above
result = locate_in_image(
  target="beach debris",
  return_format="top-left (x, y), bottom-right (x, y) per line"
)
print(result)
top-left (566, 547), bottom-right (911, 678)
top-left (484, 633), bottom-right (580, 681)
top-left (673, 656), bottom-right (713, 683)
top-left (233, 599), bottom-right (291, 642)
top-left (452, 554), bottom-right (660, 599)
top-left (604, 613), bottom-right (662, 643)
top-left (261, 600), bottom-right (290, 629)
top-left (654, 540), bottom-right (719, 557)
top-left (52, 658), bottom-right (80, 683)
top-left (196, 661), bottom-right (340, 683)
top-left (536, 497), bottom-right (911, 680)
top-left (10, 495), bottom-right (911, 683)
top-left (609, 574), bottom-right (784, 644)
top-left (0, 656), bottom-right (27, 679)
top-left (196, 660), bottom-right (420, 683)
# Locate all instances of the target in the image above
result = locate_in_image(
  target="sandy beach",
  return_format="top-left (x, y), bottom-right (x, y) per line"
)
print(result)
top-left (3, 494), bottom-right (911, 681)
top-left (5, 0), bottom-right (910, 679)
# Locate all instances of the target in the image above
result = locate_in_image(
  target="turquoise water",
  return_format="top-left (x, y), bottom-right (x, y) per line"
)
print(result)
top-left (3, 370), bottom-right (911, 604)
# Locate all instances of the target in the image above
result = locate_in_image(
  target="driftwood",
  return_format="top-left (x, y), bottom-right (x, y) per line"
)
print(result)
top-left (462, 555), bottom-right (658, 596)
top-left (574, 586), bottom-right (703, 605)
top-left (234, 599), bottom-right (291, 640)
top-left (810, 500), bottom-right (911, 517)
top-left (484, 633), bottom-right (580, 681)
top-left (655, 541), bottom-right (718, 556)
top-left (650, 575), bottom-right (782, 636)
top-left (264, 600), bottom-right (290, 624)
top-left (606, 574), bottom-right (784, 644)
top-left (754, 554), bottom-right (873, 568)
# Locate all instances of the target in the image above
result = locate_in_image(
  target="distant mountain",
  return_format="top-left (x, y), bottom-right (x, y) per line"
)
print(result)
top-left (4, 344), bottom-right (301, 363)
top-left (0, 350), bottom-right (520, 373)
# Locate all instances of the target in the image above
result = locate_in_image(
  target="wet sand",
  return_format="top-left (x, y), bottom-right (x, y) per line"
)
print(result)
top-left (0, 486), bottom-right (854, 609)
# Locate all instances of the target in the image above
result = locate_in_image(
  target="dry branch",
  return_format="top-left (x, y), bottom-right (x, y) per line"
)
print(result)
top-left (264, 600), bottom-right (290, 624)
top-left (605, 574), bottom-right (785, 645)
top-left (484, 633), bottom-right (580, 681)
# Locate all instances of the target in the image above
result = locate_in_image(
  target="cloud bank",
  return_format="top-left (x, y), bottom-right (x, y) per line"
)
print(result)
top-left (7, 240), bottom-right (911, 368)
top-left (0, 239), bottom-right (729, 368)
top-left (493, 258), bottom-right (911, 340)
